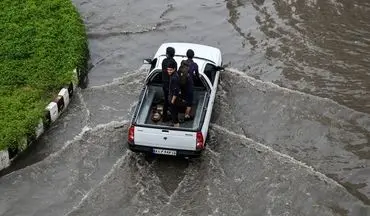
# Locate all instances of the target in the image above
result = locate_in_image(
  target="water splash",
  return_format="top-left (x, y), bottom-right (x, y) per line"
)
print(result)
top-left (210, 123), bottom-right (344, 188)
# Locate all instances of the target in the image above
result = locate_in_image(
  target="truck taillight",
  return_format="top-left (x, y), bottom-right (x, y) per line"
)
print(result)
top-left (196, 131), bottom-right (204, 150)
top-left (128, 125), bottom-right (135, 143)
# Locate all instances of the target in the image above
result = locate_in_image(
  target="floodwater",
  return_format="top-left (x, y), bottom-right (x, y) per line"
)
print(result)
top-left (1, 0), bottom-right (370, 215)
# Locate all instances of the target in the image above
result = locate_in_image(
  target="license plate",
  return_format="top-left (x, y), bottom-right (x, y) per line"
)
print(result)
top-left (153, 148), bottom-right (177, 156)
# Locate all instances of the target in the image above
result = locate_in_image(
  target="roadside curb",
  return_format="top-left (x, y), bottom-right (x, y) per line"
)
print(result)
top-left (0, 69), bottom-right (80, 171)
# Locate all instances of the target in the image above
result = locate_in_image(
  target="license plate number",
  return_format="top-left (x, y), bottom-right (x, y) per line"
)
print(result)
top-left (153, 148), bottom-right (177, 156)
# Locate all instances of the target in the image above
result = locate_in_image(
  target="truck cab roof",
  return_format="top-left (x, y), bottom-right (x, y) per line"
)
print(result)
top-left (153, 42), bottom-right (222, 66)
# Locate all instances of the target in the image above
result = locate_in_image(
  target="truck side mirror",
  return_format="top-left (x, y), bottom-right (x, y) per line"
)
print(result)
top-left (143, 58), bottom-right (152, 64)
top-left (216, 66), bottom-right (225, 71)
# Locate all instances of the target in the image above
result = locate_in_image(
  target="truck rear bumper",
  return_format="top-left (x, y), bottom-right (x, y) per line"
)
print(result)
top-left (128, 142), bottom-right (203, 157)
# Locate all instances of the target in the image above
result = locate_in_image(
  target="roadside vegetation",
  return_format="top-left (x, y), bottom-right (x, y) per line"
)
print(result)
top-left (0, 0), bottom-right (88, 151)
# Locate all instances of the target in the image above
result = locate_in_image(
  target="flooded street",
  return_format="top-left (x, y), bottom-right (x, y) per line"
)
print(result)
top-left (1, 0), bottom-right (370, 215)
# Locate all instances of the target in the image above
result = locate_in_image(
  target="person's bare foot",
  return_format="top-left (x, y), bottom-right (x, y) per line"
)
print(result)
top-left (184, 114), bottom-right (193, 121)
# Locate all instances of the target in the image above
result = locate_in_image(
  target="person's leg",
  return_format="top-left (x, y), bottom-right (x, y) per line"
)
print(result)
top-left (162, 85), bottom-right (170, 122)
top-left (184, 88), bottom-right (193, 120)
top-left (179, 86), bottom-right (186, 103)
top-left (170, 103), bottom-right (180, 127)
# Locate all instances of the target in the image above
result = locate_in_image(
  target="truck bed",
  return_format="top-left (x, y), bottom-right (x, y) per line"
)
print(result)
top-left (135, 85), bottom-right (207, 130)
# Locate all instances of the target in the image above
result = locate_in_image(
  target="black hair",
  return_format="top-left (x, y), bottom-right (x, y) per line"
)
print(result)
top-left (166, 47), bottom-right (175, 58)
top-left (167, 59), bottom-right (177, 69)
top-left (186, 49), bottom-right (194, 59)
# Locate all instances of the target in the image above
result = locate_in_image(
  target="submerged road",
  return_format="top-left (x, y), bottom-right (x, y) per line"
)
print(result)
top-left (1, 0), bottom-right (370, 215)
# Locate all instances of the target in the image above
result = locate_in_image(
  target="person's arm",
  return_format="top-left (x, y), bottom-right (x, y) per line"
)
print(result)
top-left (162, 59), bottom-right (167, 72)
top-left (171, 95), bottom-right (177, 104)
top-left (191, 63), bottom-right (200, 81)
top-left (174, 60), bottom-right (178, 71)
top-left (195, 64), bottom-right (200, 78)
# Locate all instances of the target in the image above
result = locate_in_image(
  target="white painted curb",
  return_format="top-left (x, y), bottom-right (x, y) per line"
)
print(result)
top-left (0, 68), bottom-right (79, 171)
top-left (0, 150), bottom-right (9, 170)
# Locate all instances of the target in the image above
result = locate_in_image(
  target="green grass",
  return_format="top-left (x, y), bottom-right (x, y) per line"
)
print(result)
top-left (0, 0), bottom-right (88, 151)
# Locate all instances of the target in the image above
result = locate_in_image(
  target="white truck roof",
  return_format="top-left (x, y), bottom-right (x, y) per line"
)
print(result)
top-left (153, 42), bottom-right (222, 65)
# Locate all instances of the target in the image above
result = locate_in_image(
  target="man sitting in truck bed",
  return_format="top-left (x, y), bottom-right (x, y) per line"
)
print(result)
top-left (167, 60), bottom-right (181, 127)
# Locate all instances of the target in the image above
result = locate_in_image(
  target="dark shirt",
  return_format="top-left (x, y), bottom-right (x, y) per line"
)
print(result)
top-left (184, 59), bottom-right (199, 91)
top-left (169, 72), bottom-right (180, 99)
top-left (162, 57), bottom-right (178, 84)
top-left (187, 59), bottom-right (199, 85)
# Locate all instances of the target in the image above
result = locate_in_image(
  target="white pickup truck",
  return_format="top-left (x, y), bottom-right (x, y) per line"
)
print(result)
top-left (127, 42), bottom-right (223, 157)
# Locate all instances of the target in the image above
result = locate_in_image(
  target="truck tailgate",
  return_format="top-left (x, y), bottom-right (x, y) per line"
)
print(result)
top-left (134, 126), bottom-right (197, 151)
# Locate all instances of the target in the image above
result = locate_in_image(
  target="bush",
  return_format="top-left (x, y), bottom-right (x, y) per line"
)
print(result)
top-left (0, 0), bottom-right (88, 151)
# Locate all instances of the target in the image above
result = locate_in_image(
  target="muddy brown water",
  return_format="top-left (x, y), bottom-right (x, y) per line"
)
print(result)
top-left (1, 0), bottom-right (370, 215)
